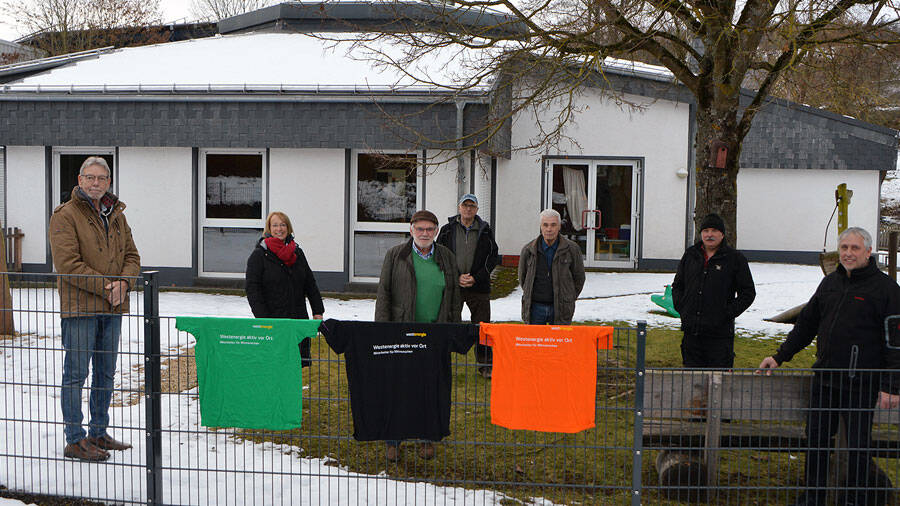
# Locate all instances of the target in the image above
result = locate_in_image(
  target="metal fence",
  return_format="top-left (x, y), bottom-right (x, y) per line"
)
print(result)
top-left (1, 271), bottom-right (899, 505)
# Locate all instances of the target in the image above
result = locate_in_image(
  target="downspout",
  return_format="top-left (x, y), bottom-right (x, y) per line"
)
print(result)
top-left (456, 100), bottom-right (467, 197)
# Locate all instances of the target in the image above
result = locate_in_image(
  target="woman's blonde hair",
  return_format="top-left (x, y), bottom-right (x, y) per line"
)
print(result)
top-left (264, 211), bottom-right (294, 236)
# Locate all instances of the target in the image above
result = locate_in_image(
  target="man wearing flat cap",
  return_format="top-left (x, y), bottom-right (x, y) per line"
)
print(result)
top-left (437, 194), bottom-right (499, 378)
top-left (375, 209), bottom-right (461, 324)
top-left (374, 209), bottom-right (461, 461)
top-left (672, 213), bottom-right (756, 368)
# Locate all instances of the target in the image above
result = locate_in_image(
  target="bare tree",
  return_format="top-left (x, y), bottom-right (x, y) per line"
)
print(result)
top-left (1, 0), bottom-right (163, 56)
top-left (190, 0), bottom-right (277, 21)
top-left (330, 0), bottom-right (900, 242)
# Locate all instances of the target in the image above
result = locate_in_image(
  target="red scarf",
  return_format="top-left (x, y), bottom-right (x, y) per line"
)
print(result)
top-left (264, 236), bottom-right (298, 267)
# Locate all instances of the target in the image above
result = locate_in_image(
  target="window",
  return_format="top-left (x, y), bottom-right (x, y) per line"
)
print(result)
top-left (351, 152), bottom-right (422, 281)
top-left (199, 151), bottom-right (265, 277)
top-left (53, 150), bottom-right (115, 206)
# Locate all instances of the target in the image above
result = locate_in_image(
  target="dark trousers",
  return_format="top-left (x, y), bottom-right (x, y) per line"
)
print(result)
top-left (803, 377), bottom-right (878, 504)
top-left (680, 333), bottom-right (734, 368)
top-left (462, 289), bottom-right (492, 365)
top-left (530, 302), bottom-right (555, 325)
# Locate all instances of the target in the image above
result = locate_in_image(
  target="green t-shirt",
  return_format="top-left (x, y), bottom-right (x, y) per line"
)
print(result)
top-left (412, 252), bottom-right (446, 323)
top-left (175, 317), bottom-right (322, 430)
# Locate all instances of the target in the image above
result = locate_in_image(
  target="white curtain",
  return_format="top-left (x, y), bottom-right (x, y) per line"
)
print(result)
top-left (562, 167), bottom-right (588, 231)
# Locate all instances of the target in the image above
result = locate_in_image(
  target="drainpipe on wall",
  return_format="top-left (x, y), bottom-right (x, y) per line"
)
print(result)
top-left (456, 100), bottom-right (467, 197)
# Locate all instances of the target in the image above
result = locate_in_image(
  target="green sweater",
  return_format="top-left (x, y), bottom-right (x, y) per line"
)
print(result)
top-left (412, 252), bottom-right (446, 322)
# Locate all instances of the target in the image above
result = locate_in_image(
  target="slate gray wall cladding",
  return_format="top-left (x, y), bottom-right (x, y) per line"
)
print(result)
top-left (0, 100), bottom-right (472, 149)
top-left (739, 95), bottom-right (897, 170)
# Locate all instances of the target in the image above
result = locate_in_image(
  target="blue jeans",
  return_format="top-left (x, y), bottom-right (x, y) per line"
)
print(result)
top-left (530, 302), bottom-right (555, 325)
top-left (61, 315), bottom-right (122, 444)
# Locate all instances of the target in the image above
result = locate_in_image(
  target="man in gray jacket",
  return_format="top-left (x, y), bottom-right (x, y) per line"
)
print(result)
top-left (518, 209), bottom-right (586, 324)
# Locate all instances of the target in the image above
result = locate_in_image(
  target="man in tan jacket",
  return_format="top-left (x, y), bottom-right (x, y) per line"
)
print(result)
top-left (49, 157), bottom-right (141, 461)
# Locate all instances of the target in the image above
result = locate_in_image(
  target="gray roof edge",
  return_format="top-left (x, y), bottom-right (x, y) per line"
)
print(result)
top-left (0, 47), bottom-right (114, 82)
top-left (740, 88), bottom-right (898, 138)
top-left (218, 1), bottom-right (525, 35)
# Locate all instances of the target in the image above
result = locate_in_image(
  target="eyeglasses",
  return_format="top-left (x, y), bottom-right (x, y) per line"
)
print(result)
top-left (81, 174), bottom-right (109, 183)
top-left (413, 226), bottom-right (437, 234)
top-left (460, 203), bottom-right (477, 209)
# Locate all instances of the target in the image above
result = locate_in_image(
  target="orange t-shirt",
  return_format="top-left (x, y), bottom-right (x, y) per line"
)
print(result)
top-left (479, 323), bottom-right (614, 433)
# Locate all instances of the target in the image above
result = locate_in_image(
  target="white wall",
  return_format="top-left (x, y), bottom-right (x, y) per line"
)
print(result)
top-left (424, 156), bottom-right (459, 222)
top-left (495, 89), bottom-right (692, 260)
top-left (269, 149), bottom-right (345, 272)
top-left (118, 147), bottom-right (193, 268)
top-left (6, 146), bottom-right (47, 264)
top-left (737, 168), bottom-right (880, 252)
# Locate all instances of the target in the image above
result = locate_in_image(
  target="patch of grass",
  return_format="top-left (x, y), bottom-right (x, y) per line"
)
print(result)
top-left (490, 266), bottom-right (519, 300)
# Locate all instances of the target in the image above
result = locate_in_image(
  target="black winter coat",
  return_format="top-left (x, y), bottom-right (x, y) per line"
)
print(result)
top-left (436, 215), bottom-right (499, 293)
top-left (245, 237), bottom-right (325, 366)
top-left (773, 257), bottom-right (900, 392)
top-left (672, 240), bottom-right (756, 339)
top-left (246, 237), bottom-right (325, 319)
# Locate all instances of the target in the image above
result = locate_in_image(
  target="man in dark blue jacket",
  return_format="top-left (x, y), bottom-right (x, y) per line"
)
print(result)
top-left (672, 213), bottom-right (756, 368)
top-left (437, 194), bottom-right (499, 378)
top-left (759, 227), bottom-right (900, 506)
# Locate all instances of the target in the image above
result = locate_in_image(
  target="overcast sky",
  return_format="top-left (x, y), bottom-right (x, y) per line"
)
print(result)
top-left (0, 0), bottom-right (195, 42)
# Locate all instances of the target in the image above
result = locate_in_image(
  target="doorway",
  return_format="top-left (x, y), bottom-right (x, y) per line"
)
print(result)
top-left (544, 159), bottom-right (641, 267)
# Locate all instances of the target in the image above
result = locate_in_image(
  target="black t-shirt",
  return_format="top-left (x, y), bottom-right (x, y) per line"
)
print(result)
top-left (320, 319), bottom-right (475, 441)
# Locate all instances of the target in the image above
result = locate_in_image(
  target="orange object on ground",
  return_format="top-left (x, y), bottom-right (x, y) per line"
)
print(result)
top-left (479, 323), bottom-right (614, 433)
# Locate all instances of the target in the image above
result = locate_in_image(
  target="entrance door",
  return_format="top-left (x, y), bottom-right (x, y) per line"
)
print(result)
top-left (545, 159), bottom-right (641, 267)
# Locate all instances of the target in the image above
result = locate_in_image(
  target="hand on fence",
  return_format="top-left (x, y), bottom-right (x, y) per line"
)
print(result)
top-left (879, 391), bottom-right (900, 409)
top-left (756, 356), bottom-right (779, 375)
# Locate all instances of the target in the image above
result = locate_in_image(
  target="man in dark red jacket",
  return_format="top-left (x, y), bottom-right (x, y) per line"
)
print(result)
top-left (672, 213), bottom-right (756, 368)
top-left (759, 227), bottom-right (900, 506)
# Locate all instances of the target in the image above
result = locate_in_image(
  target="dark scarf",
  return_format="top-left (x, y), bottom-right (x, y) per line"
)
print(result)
top-left (264, 235), bottom-right (298, 267)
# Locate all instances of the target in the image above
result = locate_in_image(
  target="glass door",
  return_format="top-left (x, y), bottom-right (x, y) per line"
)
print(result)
top-left (545, 159), bottom-right (640, 268)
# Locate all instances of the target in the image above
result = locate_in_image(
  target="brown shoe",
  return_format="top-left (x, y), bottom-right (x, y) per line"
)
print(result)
top-left (478, 366), bottom-right (492, 379)
top-left (88, 434), bottom-right (132, 451)
top-left (64, 439), bottom-right (110, 461)
top-left (385, 443), bottom-right (400, 462)
top-left (417, 442), bottom-right (435, 460)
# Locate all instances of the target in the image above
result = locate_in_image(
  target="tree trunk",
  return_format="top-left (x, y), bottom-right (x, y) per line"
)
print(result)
top-left (693, 99), bottom-right (743, 246)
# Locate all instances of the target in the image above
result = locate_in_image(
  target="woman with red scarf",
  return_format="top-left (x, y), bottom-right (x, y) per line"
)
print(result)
top-left (245, 212), bottom-right (325, 367)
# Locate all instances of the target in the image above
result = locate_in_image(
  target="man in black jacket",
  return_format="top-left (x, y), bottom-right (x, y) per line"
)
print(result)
top-left (672, 213), bottom-right (756, 368)
top-left (759, 227), bottom-right (900, 506)
top-left (437, 194), bottom-right (499, 378)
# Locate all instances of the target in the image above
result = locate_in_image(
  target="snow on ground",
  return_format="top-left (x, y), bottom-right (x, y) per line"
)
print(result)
top-left (1, 262), bottom-right (824, 504)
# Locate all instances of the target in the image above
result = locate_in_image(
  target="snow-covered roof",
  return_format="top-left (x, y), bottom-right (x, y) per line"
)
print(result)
top-left (0, 32), bottom-right (490, 94)
top-left (0, 30), bottom-right (676, 95)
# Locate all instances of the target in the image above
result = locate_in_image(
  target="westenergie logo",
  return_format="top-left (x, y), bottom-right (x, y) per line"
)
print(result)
top-left (252, 325), bottom-right (273, 329)
top-left (406, 332), bottom-right (427, 337)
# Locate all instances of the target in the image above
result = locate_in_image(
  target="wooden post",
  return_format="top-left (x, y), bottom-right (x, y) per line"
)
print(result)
top-left (704, 372), bottom-right (723, 495)
top-left (889, 231), bottom-right (898, 281)
top-left (0, 225), bottom-right (16, 337)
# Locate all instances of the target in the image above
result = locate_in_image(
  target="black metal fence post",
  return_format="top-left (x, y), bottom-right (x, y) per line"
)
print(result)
top-left (142, 271), bottom-right (162, 506)
top-left (632, 320), bottom-right (647, 506)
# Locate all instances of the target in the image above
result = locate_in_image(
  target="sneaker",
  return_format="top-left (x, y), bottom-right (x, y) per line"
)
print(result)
top-left (417, 442), bottom-right (435, 460)
top-left (87, 434), bottom-right (132, 451)
top-left (478, 366), bottom-right (492, 379)
top-left (385, 443), bottom-right (400, 462)
top-left (64, 439), bottom-right (110, 461)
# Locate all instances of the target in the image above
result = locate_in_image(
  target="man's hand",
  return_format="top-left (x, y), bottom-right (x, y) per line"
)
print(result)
top-left (106, 280), bottom-right (128, 307)
top-left (756, 356), bottom-right (779, 376)
top-left (879, 391), bottom-right (900, 409)
top-left (312, 314), bottom-right (323, 320)
top-left (458, 273), bottom-right (475, 288)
